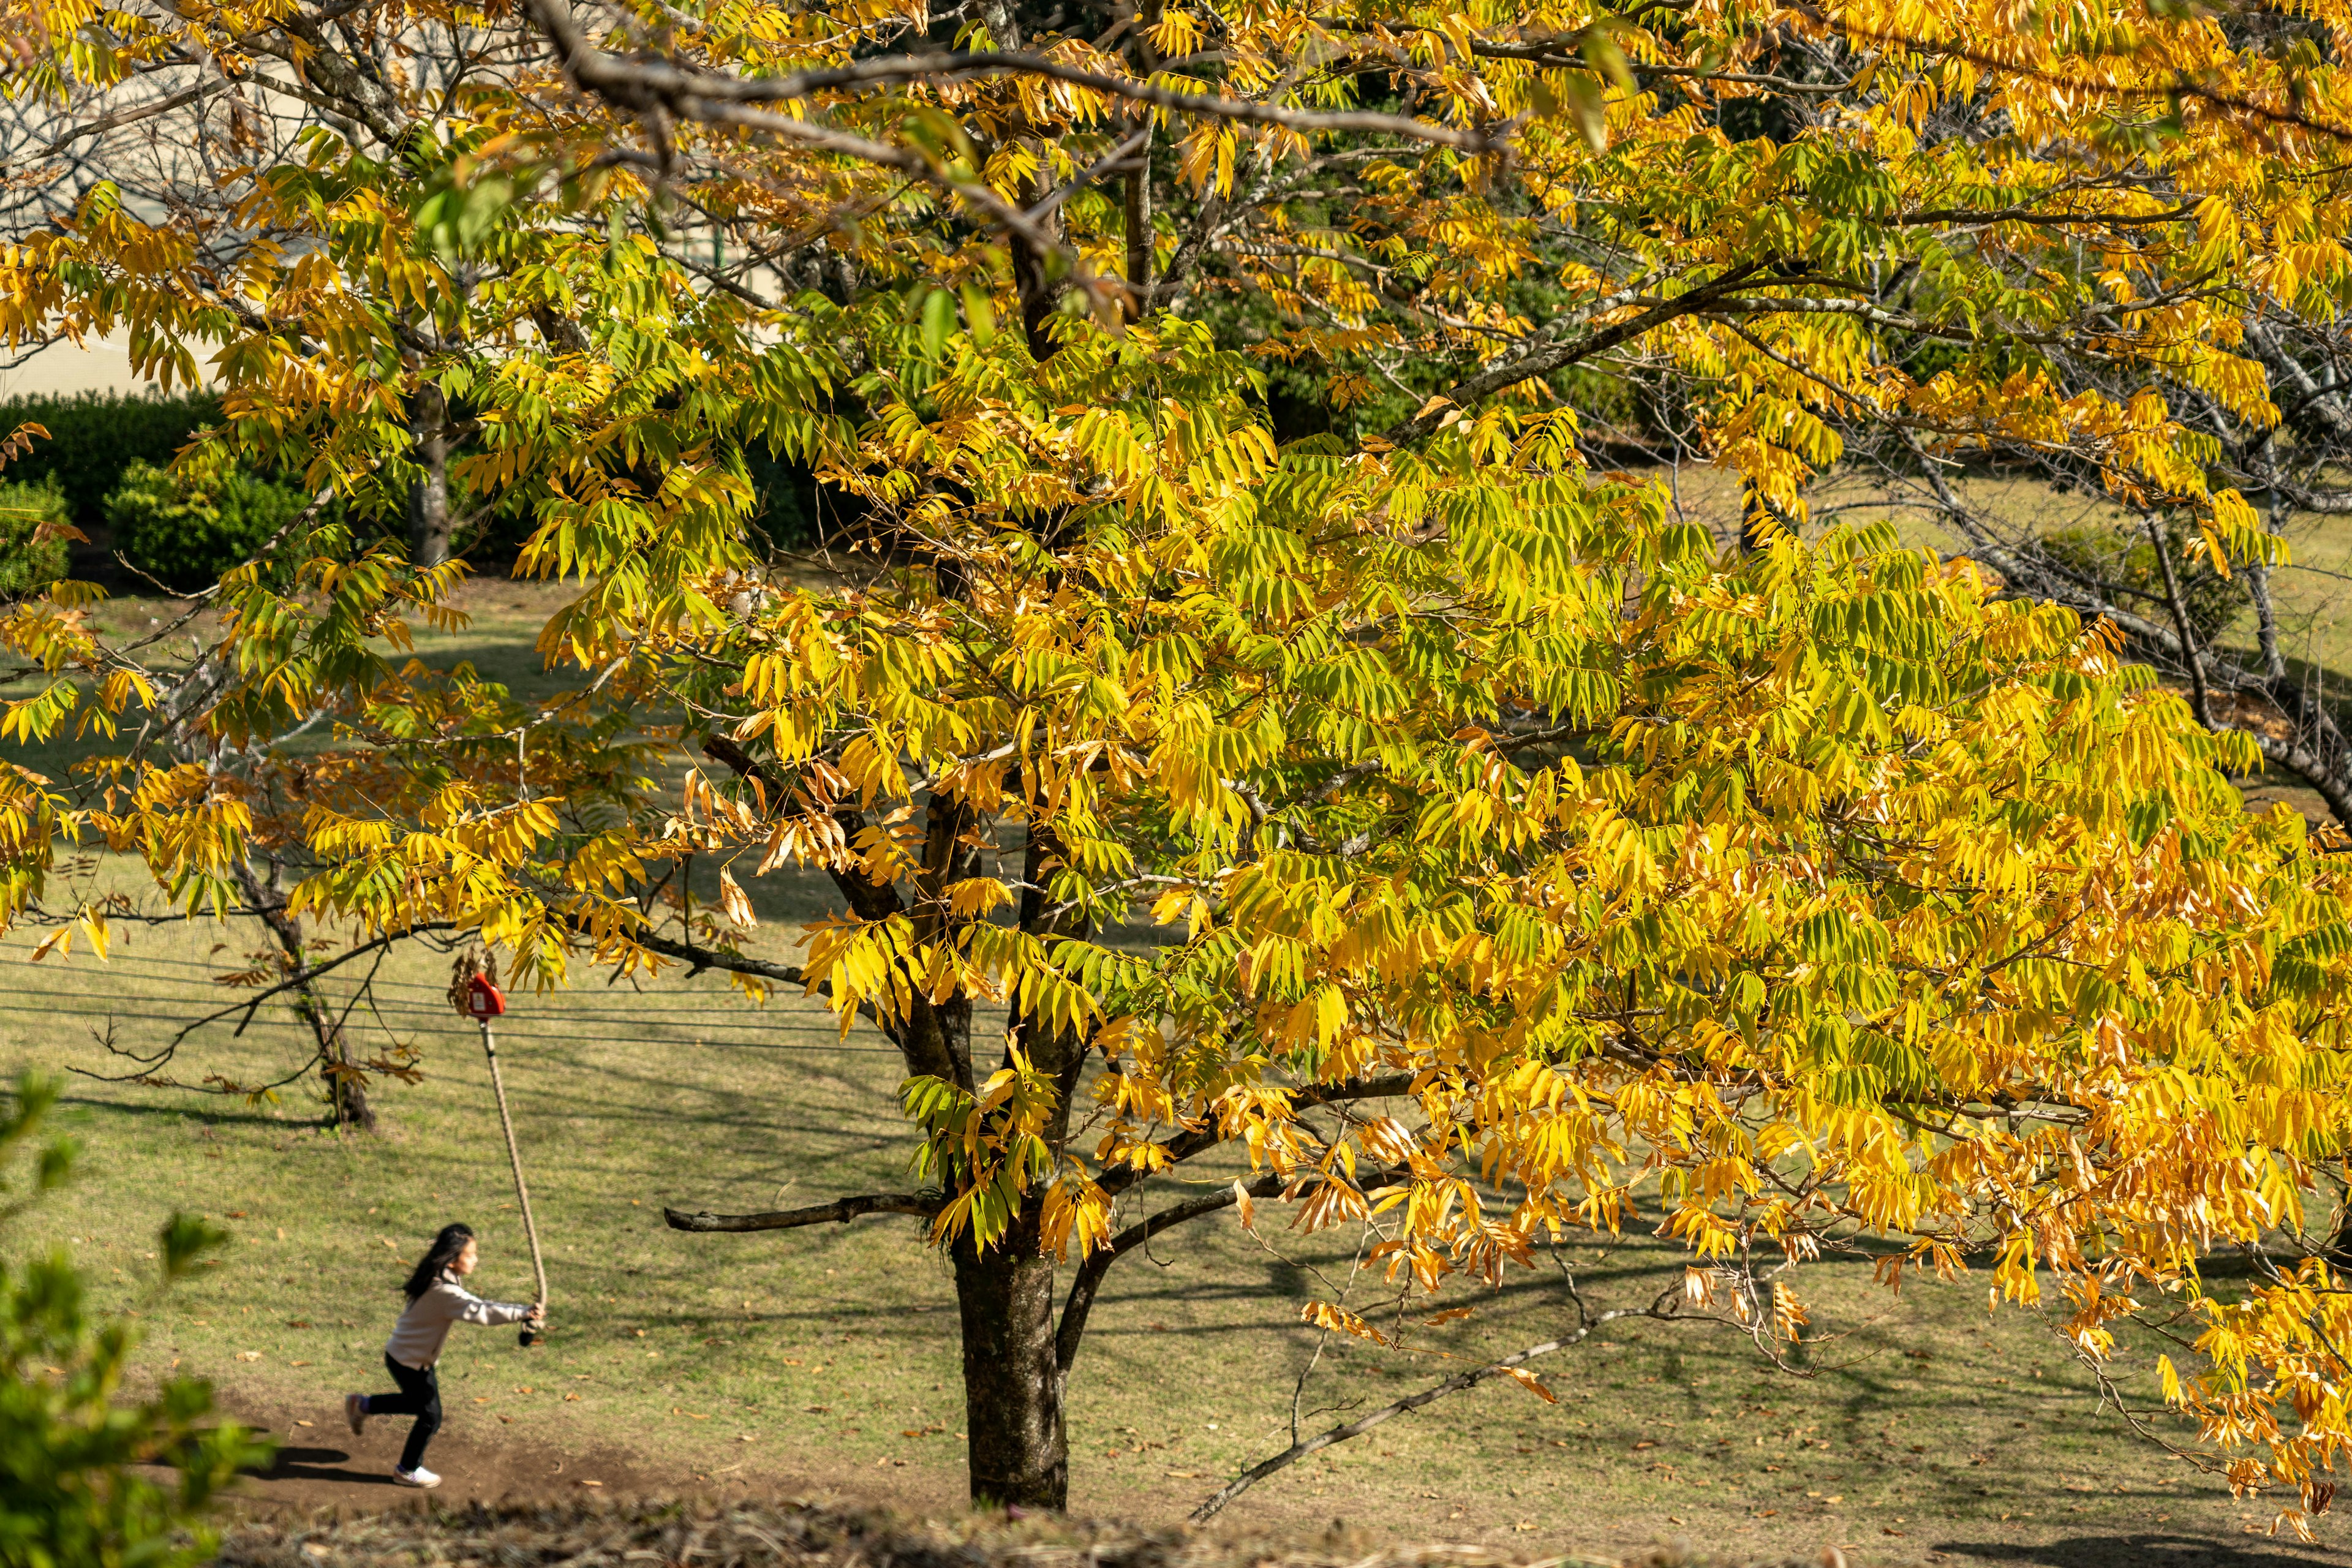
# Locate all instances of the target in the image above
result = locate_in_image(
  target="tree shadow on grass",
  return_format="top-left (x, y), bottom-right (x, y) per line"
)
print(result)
top-left (1936, 1532), bottom-right (2352, 1567)
top-left (53, 1095), bottom-right (292, 1128)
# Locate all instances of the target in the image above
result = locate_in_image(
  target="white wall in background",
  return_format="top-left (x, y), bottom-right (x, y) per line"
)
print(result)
top-left (2, 335), bottom-right (175, 401)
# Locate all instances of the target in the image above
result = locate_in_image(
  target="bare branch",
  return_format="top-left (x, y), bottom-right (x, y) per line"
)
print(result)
top-left (511, 23), bottom-right (1505, 152)
top-left (1189, 1303), bottom-right (1671, 1522)
top-left (663, 1192), bottom-right (943, 1232)
top-left (1057, 1170), bottom-right (1286, 1373)
top-left (1381, 263), bottom-right (1769, 445)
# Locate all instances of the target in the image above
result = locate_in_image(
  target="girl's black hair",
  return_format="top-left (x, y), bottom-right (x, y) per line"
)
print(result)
top-left (402, 1223), bottom-right (475, 1302)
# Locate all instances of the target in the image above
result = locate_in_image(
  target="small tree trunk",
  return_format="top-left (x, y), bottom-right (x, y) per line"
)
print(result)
top-left (407, 381), bottom-right (450, 568)
top-left (232, 861), bottom-right (373, 1131)
top-left (2146, 510), bottom-right (2215, 729)
top-left (1122, 2), bottom-right (1159, 317)
top-left (954, 1213), bottom-right (1067, 1510)
top-left (1121, 119), bottom-right (1154, 318)
top-left (310, 1005), bottom-right (374, 1132)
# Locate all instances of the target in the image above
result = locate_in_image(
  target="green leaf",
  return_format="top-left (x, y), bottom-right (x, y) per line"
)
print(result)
top-left (415, 173), bottom-right (514, 259)
top-left (1581, 32), bottom-right (1635, 96)
top-left (35, 1136), bottom-right (72, 1191)
top-left (1562, 75), bottom-right (1608, 154)
top-left (960, 283), bottom-right (996, 349)
top-left (158, 1212), bottom-right (228, 1283)
top-left (921, 285), bottom-right (956, 360)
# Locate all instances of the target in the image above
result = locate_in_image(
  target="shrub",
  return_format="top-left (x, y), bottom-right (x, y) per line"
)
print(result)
top-left (2040, 518), bottom-right (2245, 644)
top-left (0, 481), bottom-right (71, 597)
top-left (0, 391), bottom-right (222, 529)
top-left (102, 459), bottom-right (309, 592)
top-left (741, 445), bottom-right (822, 549)
top-left (0, 1069), bottom-right (265, 1568)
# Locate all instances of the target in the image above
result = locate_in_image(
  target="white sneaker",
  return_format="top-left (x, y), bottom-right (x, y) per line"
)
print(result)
top-left (344, 1393), bottom-right (368, 1436)
top-left (393, 1466), bottom-right (440, 1488)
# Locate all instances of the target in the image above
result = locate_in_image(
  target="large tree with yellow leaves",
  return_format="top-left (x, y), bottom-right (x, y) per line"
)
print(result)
top-left (11, 0), bottom-right (2352, 1522)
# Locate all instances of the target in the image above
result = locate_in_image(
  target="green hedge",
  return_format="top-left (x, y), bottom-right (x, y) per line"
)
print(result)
top-left (0, 390), bottom-right (222, 529)
top-left (103, 460), bottom-right (309, 592)
top-left (0, 390), bottom-right (831, 564)
top-left (0, 480), bottom-right (71, 597)
top-left (741, 446), bottom-right (823, 548)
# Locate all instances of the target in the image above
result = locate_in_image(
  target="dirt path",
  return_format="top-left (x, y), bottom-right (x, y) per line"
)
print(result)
top-left (186, 1382), bottom-right (960, 1517)
top-left (172, 1374), bottom-right (2352, 1567)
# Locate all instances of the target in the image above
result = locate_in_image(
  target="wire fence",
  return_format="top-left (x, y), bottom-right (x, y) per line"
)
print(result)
top-left (0, 963), bottom-right (914, 1055)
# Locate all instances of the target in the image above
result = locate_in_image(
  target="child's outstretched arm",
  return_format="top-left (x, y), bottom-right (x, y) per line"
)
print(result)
top-left (440, 1280), bottom-right (536, 1327)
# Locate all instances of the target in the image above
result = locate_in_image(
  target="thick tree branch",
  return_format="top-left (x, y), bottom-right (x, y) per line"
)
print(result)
top-left (1381, 263), bottom-right (1767, 444)
top-left (512, 25), bottom-right (1502, 151)
top-left (1094, 1072), bottom-right (1419, 1200)
top-left (572, 911), bottom-right (809, 987)
top-left (663, 1192), bottom-right (943, 1232)
top-left (701, 736), bottom-right (903, 923)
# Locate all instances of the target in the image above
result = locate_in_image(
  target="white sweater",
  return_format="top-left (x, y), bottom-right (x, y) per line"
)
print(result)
top-left (385, 1272), bottom-right (535, 1368)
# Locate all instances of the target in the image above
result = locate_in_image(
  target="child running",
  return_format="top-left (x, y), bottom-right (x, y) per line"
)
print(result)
top-left (342, 1223), bottom-right (546, 1488)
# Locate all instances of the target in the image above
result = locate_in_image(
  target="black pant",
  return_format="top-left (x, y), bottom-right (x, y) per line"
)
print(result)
top-left (366, 1353), bottom-right (441, 1471)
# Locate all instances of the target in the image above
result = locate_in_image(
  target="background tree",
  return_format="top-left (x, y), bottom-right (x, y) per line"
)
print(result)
top-left (12, 0), bottom-right (2352, 1525)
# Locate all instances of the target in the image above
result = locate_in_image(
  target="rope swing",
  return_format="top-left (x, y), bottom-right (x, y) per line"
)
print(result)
top-left (450, 951), bottom-right (548, 1347)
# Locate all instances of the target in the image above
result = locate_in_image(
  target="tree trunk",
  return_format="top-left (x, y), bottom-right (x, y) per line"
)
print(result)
top-left (946, 808), bottom-right (1087, 1511)
top-left (232, 860), bottom-right (374, 1131)
top-left (311, 1004), bottom-right (374, 1132)
top-left (407, 380), bottom-right (450, 567)
top-left (1123, 2), bottom-right (1158, 317)
top-left (954, 1212), bottom-right (1066, 1510)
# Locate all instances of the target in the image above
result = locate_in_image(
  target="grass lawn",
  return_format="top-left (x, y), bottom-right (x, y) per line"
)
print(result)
top-left (9, 908), bottom-right (2341, 1567)
top-left (4, 564), bottom-right (2351, 1567)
